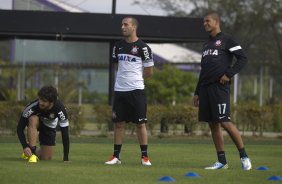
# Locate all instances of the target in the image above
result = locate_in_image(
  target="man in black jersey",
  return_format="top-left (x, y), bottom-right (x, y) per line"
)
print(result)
top-left (193, 11), bottom-right (252, 170)
top-left (17, 86), bottom-right (70, 163)
top-left (105, 16), bottom-right (154, 166)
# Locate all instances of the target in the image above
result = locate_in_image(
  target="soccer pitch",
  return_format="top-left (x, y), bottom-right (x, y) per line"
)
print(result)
top-left (0, 136), bottom-right (281, 184)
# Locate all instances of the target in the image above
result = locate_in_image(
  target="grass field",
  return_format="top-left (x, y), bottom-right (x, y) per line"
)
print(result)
top-left (0, 136), bottom-right (281, 184)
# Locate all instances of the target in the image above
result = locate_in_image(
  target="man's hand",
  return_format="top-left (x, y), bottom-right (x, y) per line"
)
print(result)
top-left (23, 147), bottom-right (32, 157)
top-left (193, 95), bottom-right (199, 107)
top-left (220, 74), bottom-right (230, 85)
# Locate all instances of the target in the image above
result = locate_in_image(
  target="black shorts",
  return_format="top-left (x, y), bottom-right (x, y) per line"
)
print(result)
top-left (198, 82), bottom-right (231, 123)
top-left (112, 89), bottom-right (147, 124)
top-left (38, 123), bottom-right (56, 146)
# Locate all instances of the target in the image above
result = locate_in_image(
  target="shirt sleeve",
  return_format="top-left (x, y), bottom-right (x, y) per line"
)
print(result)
top-left (225, 37), bottom-right (248, 78)
top-left (112, 43), bottom-right (118, 63)
top-left (141, 45), bottom-right (154, 68)
top-left (60, 126), bottom-right (70, 161)
top-left (56, 101), bottom-right (70, 161)
top-left (17, 117), bottom-right (29, 148)
top-left (57, 101), bottom-right (69, 127)
top-left (17, 104), bottom-right (37, 149)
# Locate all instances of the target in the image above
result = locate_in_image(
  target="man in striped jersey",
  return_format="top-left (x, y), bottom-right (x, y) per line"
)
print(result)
top-left (193, 11), bottom-right (252, 170)
top-left (17, 85), bottom-right (70, 163)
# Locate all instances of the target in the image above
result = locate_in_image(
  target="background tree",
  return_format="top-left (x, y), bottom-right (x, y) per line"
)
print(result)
top-left (138, 0), bottom-right (282, 101)
top-left (145, 65), bottom-right (197, 105)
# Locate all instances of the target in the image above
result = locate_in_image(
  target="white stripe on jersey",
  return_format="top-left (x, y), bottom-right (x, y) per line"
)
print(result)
top-left (59, 119), bottom-right (69, 127)
top-left (229, 46), bottom-right (242, 52)
top-left (22, 101), bottom-right (38, 118)
top-left (41, 117), bottom-right (58, 129)
top-left (143, 59), bottom-right (154, 67)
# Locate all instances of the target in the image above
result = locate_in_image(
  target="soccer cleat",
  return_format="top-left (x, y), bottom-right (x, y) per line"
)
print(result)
top-left (241, 157), bottom-right (252, 170)
top-left (205, 161), bottom-right (228, 170)
top-left (105, 156), bottom-right (121, 165)
top-left (21, 153), bottom-right (29, 160)
top-left (28, 154), bottom-right (39, 163)
top-left (141, 156), bottom-right (152, 166)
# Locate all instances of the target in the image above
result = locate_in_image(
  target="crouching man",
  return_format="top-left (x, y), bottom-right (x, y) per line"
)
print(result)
top-left (17, 85), bottom-right (70, 163)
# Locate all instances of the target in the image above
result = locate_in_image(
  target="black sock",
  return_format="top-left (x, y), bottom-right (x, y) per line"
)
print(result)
top-left (140, 145), bottom-right (148, 158)
top-left (217, 151), bottom-right (227, 164)
top-left (30, 146), bottom-right (37, 155)
top-left (238, 148), bottom-right (248, 158)
top-left (113, 144), bottom-right (122, 159)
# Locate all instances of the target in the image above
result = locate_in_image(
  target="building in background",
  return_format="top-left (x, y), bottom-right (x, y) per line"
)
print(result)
top-left (0, 0), bottom-right (201, 102)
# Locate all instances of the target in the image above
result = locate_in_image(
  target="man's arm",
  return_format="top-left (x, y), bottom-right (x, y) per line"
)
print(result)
top-left (143, 66), bottom-right (153, 79)
top-left (60, 126), bottom-right (70, 162)
top-left (225, 38), bottom-right (248, 78)
top-left (17, 118), bottom-right (29, 149)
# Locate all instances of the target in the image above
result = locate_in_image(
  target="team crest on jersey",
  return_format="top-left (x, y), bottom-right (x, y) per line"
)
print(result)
top-left (131, 46), bottom-right (139, 54)
top-left (215, 40), bottom-right (222, 47)
top-left (49, 113), bottom-right (55, 119)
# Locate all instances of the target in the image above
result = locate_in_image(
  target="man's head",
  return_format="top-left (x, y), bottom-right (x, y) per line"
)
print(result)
top-left (38, 85), bottom-right (58, 110)
top-left (121, 16), bottom-right (139, 38)
top-left (203, 11), bottom-right (221, 35)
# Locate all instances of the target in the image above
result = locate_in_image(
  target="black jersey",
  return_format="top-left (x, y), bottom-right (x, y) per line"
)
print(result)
top-left (195, 32), bottom-right (247, 95)
top-left (112, 39), bottom-right (154, 91)
top-left (19, 99), bottom-right (69, 128)
top-left (17, 99), bottom-right (69, 160)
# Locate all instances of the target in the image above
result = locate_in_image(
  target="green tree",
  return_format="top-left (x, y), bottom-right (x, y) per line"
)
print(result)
top-left (145, 65), bottom-right (197, 105)
top-left (140, 0), bottom-right (282, 100)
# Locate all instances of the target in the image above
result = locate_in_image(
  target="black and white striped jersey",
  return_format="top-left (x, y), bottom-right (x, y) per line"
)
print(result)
top-left (20, 99), bottom-right (69, 129)
top-left (112, 39), bottom-right (154, 91)
top-left (17, 99), bottom-right (70, 160)
top-left (195, 32), bottom-right (248, 95)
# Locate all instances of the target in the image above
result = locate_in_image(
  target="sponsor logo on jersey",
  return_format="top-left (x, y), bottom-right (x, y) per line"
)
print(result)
top-left (215, 40), bottom-right (222, 47)
top-left (58, 111), bottom-right (66, 120)
top-left (118, 54), bottom-right (137, 62)
top-left (142, 47), bottom-right (151, 60)
top-left (131, 46), bottom-right (139, 54)
top-left (23, 109), bottom-right (34, 118)
top-left (202, 49), bottom-right (218, 57)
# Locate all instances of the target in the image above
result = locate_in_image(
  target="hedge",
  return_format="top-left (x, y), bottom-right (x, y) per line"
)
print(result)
top-left (1, 101), bottom-right (282, 136)
top-left (0, 102), bottom-right (85, 136)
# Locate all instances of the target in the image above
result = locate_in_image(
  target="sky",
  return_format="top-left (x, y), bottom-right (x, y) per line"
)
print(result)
top-left (0, 0), bottom-right (168, 16)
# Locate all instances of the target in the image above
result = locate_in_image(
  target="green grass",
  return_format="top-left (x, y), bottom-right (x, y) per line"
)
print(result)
top-left (0, 136), bottom-right (282, 184)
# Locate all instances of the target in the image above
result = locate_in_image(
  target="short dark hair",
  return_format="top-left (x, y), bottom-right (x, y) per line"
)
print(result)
top-left (38, 85), bottom-right (58, 102)
top-left (205, 11), bottom-right (221, 23)
top-left (123, 16), bottom-right (139, 29)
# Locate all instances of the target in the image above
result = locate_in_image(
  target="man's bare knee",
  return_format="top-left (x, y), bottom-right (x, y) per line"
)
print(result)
top-left (115, 122), bottom-right (125, 129)
top-left (136, 123), bottom-right (146, 129)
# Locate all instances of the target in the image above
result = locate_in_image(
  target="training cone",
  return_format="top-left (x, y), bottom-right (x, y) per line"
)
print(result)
top-left (185, 172), bottom-right (200, 178)
top-left (268, 176), bottom-right (282, 181)
top-left (256, 166), bottom-right (269, 171)
top-left (159, 176), bottom-right (176, 182)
